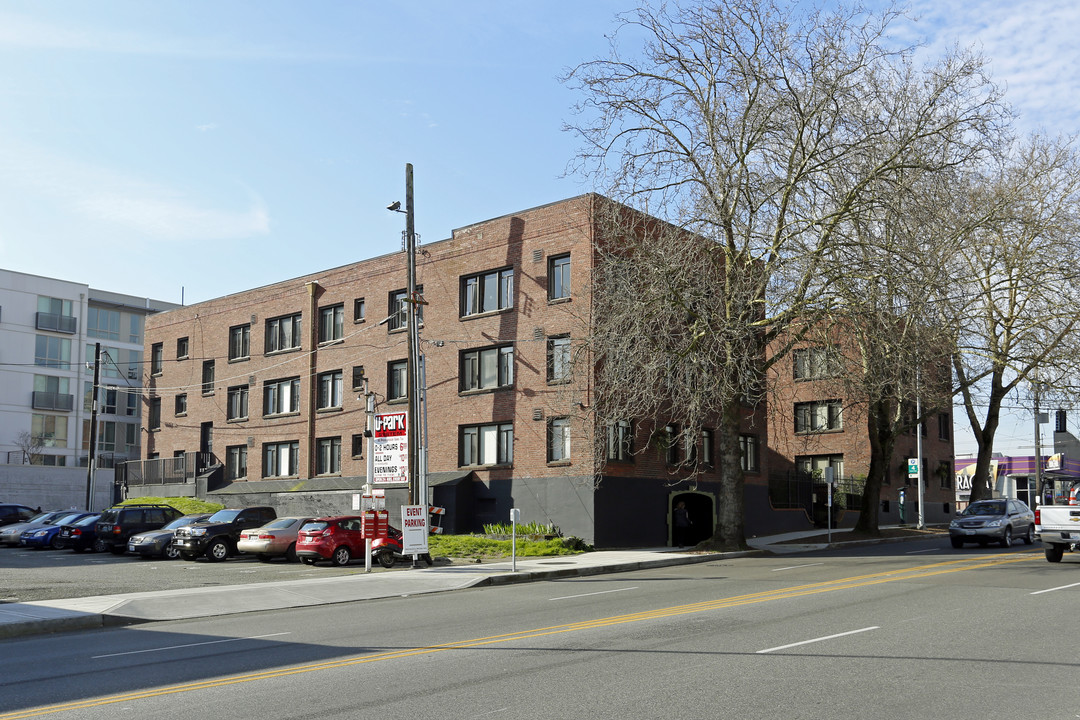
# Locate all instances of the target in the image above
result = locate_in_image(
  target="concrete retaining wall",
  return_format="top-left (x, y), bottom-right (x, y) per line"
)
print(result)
top-left (0, 464), bottom-right (116, 511)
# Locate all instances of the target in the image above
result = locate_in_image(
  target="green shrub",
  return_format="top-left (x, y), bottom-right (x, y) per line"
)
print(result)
top-left (120, 496), bottom-right (224, 515)
top-left (429, 534), bottom-right (588, 560)
top-left (481, 521), bottom-right (560, 536)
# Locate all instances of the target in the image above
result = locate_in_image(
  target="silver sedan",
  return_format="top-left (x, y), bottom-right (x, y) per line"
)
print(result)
top-left (950, 499), bottom-right (1036, 548)
top-left (236, 516), bottom-right (312, 562)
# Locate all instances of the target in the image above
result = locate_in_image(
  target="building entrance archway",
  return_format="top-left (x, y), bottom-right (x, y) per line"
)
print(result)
top-left (670, 491), bottom-right (714, 547)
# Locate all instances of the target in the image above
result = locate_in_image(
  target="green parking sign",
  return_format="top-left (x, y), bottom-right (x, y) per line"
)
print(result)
top-left (907, 458), bottom-right (919, 478)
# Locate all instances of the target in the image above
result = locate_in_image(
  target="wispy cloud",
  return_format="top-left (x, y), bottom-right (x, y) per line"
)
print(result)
top-left (899, 0), bottom-right (1080, 132)
top-left (0, 135), bottom-right (269, 241)
top-left (196, 123), bottom-right (218, 132)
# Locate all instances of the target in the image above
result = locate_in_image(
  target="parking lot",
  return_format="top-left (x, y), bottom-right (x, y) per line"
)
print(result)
top-left (0, 545), bottom-right (407, 604)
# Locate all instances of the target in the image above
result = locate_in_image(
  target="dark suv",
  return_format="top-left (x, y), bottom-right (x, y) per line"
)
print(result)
top-left (95, 504), bottom-right (184, 554)
top-left (0, 504), bottom-right (37, 528)
top-left (172, 506), bottom-right (277, 562)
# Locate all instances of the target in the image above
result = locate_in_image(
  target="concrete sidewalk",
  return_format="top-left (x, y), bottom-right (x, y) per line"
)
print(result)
top-left (0, 526), bottom-right (907, 640)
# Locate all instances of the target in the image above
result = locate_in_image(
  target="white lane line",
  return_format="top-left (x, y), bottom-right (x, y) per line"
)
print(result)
top-left (92, 632), bottom-right (292, 659)
top-left (1031, 582), bottom-right (1080, 595)
top-left (549, 587), bottom-right (638, 601)
top-left (771, 563), bottom-right (824, 572)
top-left (756, 626), bottom-right (879, 654)
top-left (906, 549), bottom-right (936, 554)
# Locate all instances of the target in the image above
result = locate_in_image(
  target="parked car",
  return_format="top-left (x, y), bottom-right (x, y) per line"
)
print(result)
top-left (0, 510), bottom-right (77, 547)
top-left (295, 516), bottom-right (366, 566)
top-left (172, 506), bottom-right (277, 561)
top-left (950, 498), bottom-right (1036, 548)
top-left (237, 516), bottom-right (313, 562)
top-left (20, 512), bottom-right (96, 549)
top-left (94, 503), bottom-right (185, 554)
top-left (56, 513), bottom-right (103, 552)
top-left (127, 513), bottom-right (211, 559)
top-left (0, 504), bottom-right (38, 527)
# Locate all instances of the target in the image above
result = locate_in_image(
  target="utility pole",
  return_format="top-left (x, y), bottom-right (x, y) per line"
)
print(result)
top-left (84, 342), bottom-right (101, 510)
top-left (1034, 378), bottom-right (1043, 505)
top-left (404, 163), bottom-right (419, 508)
top-left (915, 364), bottom-right (924, 529)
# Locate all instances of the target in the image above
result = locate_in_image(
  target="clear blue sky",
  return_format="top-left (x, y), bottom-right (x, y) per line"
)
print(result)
top-left (1, 0), bottom-right (1075, 456)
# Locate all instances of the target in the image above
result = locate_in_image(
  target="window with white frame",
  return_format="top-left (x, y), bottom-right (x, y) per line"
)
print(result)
top-left (699, 428), bottom-right (715, 468)
top-left (740, 434), bottom-right (758, 472)
top-left (32, 414), bottom-right (67, 448)
top-left (176, 337), bottom-right (189, 360)
top-left (796, 454), bottom-right (844, 480)
top-left (175, 393), bottom-right (187, 416)
top-left (461, 422), bottom-right (513, 466)
top-left (202, 360), bottom-right (215, 396)
top-left (317, 370), bottom-right (343, 409)
top-left (793, 347), bottom-right (840, 380)
top-left (226, 445), bottom-right (247, 480)
top-left (547, 335), bottom-right (571, 383)
top-left (794, 400), bottom-right (843, 433)
top-left (548, 254), bottom-right (570, 300)
top-left (388, 361), bottom-right (407, 401)
top-left (263, 441), bottom-right (299, 478)
top-left (548, 417), bottom-right (570, 462)
top-left (461, 268), bottom-right (513, 316)
top-left (319, 304), bottom-right (344, 343)
top-left (227, 385), bottom-right (249, 420)
top-left (316, 436), bottom-right (341, 475)
top-left (461, 345), bottom-right (513, 391)
top-left (266, 313), bottom-right (302, 353)
top-left (353, 298), bottom-right (365, 323)
top-left (388, 287), bottom-right (423, 331)
top-left (87, 307), bottom-right (120, 340)
top-left (229, 324), bottom-right (250, 360)
top-left (148, 398), bottom-right (161, 430)
top-left (264, 377), bottom-right (300, 415)
top-left (151, 343), bottom-right (163, 375)
top-left (607, 420), bottom-right (633, 461)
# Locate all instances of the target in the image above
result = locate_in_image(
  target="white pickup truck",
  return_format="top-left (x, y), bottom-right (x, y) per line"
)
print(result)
top-left (1034, 478), bottom-right (1080, 562)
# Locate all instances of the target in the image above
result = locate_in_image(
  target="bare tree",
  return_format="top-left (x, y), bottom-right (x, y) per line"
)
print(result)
top-left (564, 0), bottom-right (1004, 549)
top-left (941, 135), bottom-right (1080, 501)
top-left (14, 431), bottom-right (44, 465)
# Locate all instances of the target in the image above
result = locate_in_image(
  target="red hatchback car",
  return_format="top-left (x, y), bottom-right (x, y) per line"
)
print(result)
top-left (295, 516), bottom-right (366, 566)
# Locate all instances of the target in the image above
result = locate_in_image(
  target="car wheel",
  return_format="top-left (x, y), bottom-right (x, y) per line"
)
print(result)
top-left (93, 539), bottom-right (108, 553)
top-left (285, 542), bottom-right (298, 563)
top-left (377, 551), bottom-right (395, 569)
top-left (1046, 544), bottom-right (1065, 562)
top-left (301, 557), bottom-right (316, 565)
top-left (1023, 525), bottom-right (1035, 545)
top-left (332, 546), bottom-right (351, 567)
top-left (1000, 527), bottom-right (1012, 548)
top-left (163, 544), bottom-right (181, 560)
top-left (50, 535), bottom-right (63, 550)
top-left (950, 536), bottom-right (964, 549)
top-left (205, 539), bottom-right (229, 562)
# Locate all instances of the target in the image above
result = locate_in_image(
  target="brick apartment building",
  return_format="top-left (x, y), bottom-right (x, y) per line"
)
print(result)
top-left (134, 195), bottom-right (794, 546)
top-left (766, 340), bottom-right (957, 526)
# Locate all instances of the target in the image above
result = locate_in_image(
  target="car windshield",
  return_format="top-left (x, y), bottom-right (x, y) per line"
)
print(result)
top-left (963, 502), bottom-right (1006, 517)
top-left (264, 518), bottom-right (302, 530)
top-left (164, 515), bottom-right (206, 530)
top-left (49, 513), bottom-right (85, 525)
top-left (73, 515), bottom-right (100, 527)
top-left (206, 509), bottom-right (242, 523)
top-left (300, 521), bottom-right (329, 532)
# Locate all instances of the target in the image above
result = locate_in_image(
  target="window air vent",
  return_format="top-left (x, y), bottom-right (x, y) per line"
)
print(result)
top-left (533, 327), bottom-right (544, 340)
top-left (533, 409), bottom-right (543, 421)
top-left (532, 249), bottom-right (543, 264)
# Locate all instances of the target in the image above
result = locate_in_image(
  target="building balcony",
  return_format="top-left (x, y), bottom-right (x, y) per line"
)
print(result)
top-left (35, 312), bottom-right (77, 334)
top-left (31, 391), bottom-right (75, 412)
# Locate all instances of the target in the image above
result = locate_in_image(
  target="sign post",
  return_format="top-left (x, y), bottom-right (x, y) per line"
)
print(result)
top-left (824, 467), bottom-right (834, 544)
top-left (509, 508), bottom-right (521, 572)
top-left (401, 505), bottom-right (429, 565)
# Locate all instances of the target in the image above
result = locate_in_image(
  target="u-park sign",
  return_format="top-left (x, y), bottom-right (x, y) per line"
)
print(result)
top-left (372, 411), bottom-right (408, 486)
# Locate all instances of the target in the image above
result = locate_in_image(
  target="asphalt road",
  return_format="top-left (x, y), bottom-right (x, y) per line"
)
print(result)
top-left (0, 544), bottom-right (415, 603)
top-left (2, 538), bottom-right (1078, 719)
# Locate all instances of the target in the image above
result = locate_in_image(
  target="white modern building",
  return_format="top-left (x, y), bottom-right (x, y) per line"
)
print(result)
top-left (0, 269), bottom-right (177, 469)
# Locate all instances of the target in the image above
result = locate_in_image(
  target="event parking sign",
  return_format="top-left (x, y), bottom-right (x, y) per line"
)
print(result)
top-left (373, 411), bottom-right (408, 486)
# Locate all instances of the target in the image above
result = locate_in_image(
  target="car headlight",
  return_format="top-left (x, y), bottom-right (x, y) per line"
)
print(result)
top-left (32, 530), bottom-right (48, 537)
top-left (190, 528), bottom-right (207, 537)
top-left (949, 520), bottom-right (960, 527)
top-left (985, 519), bottom-right (1002, 527)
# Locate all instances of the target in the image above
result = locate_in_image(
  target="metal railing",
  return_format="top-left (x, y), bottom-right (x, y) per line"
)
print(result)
top-left (35, 312), bottom-right (77, 334)
top-left (118, 452), bottom-right (215, 486)
top-left (31, 391), bottom-right (74, 411)
top-left (768, 471), bottom-right (864, 514)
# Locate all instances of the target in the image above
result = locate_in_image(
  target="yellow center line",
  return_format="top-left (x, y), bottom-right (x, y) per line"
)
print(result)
top-left (0, 550), bottom-right (1040, 719)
